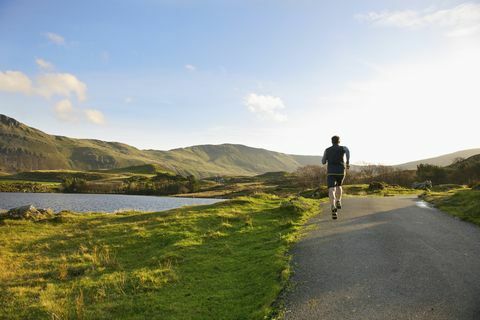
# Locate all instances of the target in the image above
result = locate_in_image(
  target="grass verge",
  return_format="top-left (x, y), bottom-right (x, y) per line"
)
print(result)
top-left (0, 194), bottom-right (319, 319)
top-left (421, 189), bottom-right (480, 226)
top-left (342, 184), bottom-right (420, 197)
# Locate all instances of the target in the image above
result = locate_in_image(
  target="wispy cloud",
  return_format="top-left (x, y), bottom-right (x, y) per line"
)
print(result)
top-left (356, 2), bottom-right (480, 37)
top-left (0, 70), bottom-right (32, 95)
top-left (35, 58), bottom-right (54, 71)
top-left (184, 64), bottom-right (196, 71)
top-left (44, 32), bottom-right (66, 45)
top-left (0, 59), bottom-right (105, 125)
top-left (35, 73), bottom-right (87, 101)
top-left (85, 109), bottom-right (105, 125)
top-left (54, 100), bottom-right (106, 125)
top-left (0, 69), bottom-right (87, 101)
top-left (244, 93), bottom-right (287, 122)
top-left (54, 99), bottom-right (76, 122)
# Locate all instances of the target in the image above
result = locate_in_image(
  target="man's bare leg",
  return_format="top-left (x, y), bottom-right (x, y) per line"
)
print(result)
top-left (335, 186), bottom-right (343, 209)
top-left (329, 187), bottom-right (336, 208)
top-left (329, 187), bottom-right (338, 219)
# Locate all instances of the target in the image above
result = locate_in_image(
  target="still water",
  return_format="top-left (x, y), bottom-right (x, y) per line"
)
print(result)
top-left (0, 192), bottom-right (223, 213)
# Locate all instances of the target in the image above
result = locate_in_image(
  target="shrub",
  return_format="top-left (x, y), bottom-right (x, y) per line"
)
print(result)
top-left (368, 181), bottom-right (387, 191)
top-left (470, 182), bottom-right (480, 190)
top-left (62, 177), bottom-right (88, 193)
top-left (431, 184), bottom-right (464, 192)
top-left (298, 186), bottom-right (328, 199)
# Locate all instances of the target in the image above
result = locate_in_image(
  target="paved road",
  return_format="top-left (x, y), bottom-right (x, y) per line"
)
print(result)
top-left (283, 196), bottom-right (480, 320)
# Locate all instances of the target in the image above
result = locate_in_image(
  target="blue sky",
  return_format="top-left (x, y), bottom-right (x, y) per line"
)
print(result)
top-left (1, 0), bottom-right (479, 164)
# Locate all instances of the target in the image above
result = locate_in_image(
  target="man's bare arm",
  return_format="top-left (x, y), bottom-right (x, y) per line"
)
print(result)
top-left (344, 146), bottom-right (350, 169)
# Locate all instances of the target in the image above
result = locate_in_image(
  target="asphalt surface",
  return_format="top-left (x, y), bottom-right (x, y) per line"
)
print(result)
top-left (283, 196), bottom-right (480, 320)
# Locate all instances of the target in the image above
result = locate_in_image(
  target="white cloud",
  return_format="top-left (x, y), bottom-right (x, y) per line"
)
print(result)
top-left (356, 2), bottom-right (480, 37)
top-left (184, 64), bottom-right (196, 71)
top-left (244, 93), bottom-right (287, 122)
top-left (1, 68), bottom-right (87, 102)
top-left (54, 100), bottom-right (105, 125)
top-left (44, 32), bottom-right (65, 45)
top-left (35, 58), bottom-right (54, 70)
top-left (124, 97), bottom-right (133, 104)
top-left (85, 109), bottom-right (105, 125)
top-left (0, 62), bottom-right (105, 124)
top-left (0, 70), bottom-right (32, 94)
top-left (35, 73), bottom-right (87, 101)
top-left (54, 99), bottom-right (76, 122)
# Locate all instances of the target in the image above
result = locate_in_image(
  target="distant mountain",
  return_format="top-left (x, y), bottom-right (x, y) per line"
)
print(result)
top-left (0, 114), bottom-right (166, 173)
top-left (394, 149), bottom-right (480, 170)
top-left (0, 114), bottom-right (322, 177)
top-left (2, 114), bottom-right (477, 177)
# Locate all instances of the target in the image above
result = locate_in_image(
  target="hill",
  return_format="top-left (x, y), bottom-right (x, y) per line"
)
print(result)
top-left (394, 149), bottom-right (480, 170)
top-left (0, 114), bottom-right (167, 173)
top-left (3, 114), bottom-right (478, 177)
top-left (145, 144), bottom-right (315, 177)
top-left (0, 114), bottom-right (322, 177)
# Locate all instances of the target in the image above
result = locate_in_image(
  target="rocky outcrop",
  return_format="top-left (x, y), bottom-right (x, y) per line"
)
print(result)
top-left (2, 205), bottom-right (54, 221)
top-left (0, 114), bottom-right (21, 127)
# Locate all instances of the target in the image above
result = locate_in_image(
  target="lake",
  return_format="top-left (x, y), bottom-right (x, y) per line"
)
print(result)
top-left (0, 192), bottom-right (223, 213)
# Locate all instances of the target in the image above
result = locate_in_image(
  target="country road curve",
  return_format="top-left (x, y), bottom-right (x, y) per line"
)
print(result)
top-left (282, 196), bottom-right (480, 320)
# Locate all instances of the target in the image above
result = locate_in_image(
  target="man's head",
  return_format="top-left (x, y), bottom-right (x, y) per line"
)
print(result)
top-left (331, 135), bottom-right (340, 145)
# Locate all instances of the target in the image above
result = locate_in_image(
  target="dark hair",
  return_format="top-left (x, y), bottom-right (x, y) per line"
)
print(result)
top-left (331, 135), bottom-right (340, 144)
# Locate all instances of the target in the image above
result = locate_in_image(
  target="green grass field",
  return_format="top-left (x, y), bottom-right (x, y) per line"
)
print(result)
top-left (0, 194), bottom-right (320, 319)
top-left (422, 188), bottom-right (480, 226)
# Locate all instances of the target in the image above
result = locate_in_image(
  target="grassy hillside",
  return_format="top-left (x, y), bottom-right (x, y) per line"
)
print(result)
top-left (0, 114), bottom-right (322, 177)
top-left (2, 170), bottom-right (117, 182)
top-left (97, 164), bottom-right (168, 175)
top-left (146, 144), bottom-right (306, 177)
top-left (0, 194), bottom-right (319, 319)
top-left (3, 114), bottom-right (477, 178)
top-left (0, 114), bottom-right (166, 173)
top-left (395, 148), bottom-right (480, 170)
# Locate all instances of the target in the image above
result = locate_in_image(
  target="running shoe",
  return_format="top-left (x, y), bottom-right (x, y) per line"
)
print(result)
top-left (336, 200), bottom-right (342, 209)
top-left (331, 206), bottom-right (338, 219)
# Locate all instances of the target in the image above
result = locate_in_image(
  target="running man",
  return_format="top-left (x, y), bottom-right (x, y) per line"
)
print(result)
top-left (322, 135), bottom-right (350, 219)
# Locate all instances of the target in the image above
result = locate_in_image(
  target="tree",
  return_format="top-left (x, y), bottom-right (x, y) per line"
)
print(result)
top-left (187, 175), bottom-right (200, 192)
top-left (416, 164), bottom-right (447, 184)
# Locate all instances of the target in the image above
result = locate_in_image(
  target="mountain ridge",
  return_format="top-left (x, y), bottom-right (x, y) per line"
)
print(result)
top-left (0, 114), bottom-right (321, 177)
top-left (1, 114), bottom-right (478, 177)
top-left (393, 148), bottom-right (480, 170)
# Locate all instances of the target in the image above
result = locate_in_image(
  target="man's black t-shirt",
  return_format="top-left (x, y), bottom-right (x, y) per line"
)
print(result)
top-left (322, 145), bottom-right (350, 175)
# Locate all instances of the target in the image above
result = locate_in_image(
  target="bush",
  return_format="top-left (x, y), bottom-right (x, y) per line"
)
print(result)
top-left (416, 164), bottom-right (448, 184)
top-left (431, 184), bottom-right (464, 192)
top-left (294, 165), bottom-right (326, 189)
top-left (298, 186), bottom-right (328, 199)
top-left (470, 182), bottom-right (480, 190)
top-left (62, 177), bottom-right (88, 193)
top-left (368, 181), bottom-right (387, 191)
